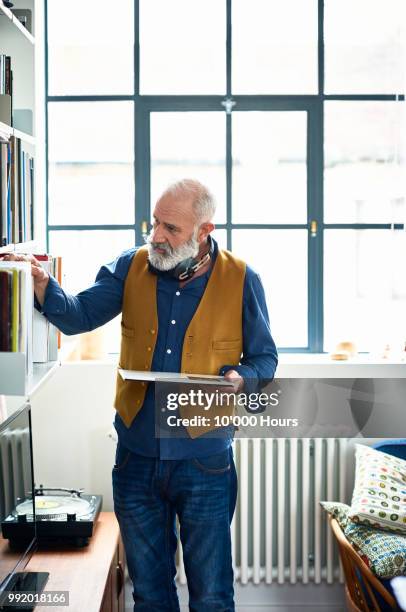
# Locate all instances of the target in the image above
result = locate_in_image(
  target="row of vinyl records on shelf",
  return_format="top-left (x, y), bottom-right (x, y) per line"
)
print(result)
top-left (0, 255), bottom-right (62, 371)
top-left (0, 54), bottom-right (12, 96)
top-left (0, 136), bottom-right (34, 247)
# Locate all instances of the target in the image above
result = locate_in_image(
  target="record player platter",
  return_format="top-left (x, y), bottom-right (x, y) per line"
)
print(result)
top-left (2, 487), bottom-right (103, 548)
top-left (16, 495), bottom-right (95, 520)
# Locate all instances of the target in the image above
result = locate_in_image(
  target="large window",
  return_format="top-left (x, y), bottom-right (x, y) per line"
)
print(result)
top-left (46, 0), bottom-right (406, 354)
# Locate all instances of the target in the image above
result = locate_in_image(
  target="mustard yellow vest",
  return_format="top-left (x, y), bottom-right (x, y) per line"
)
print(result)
top-left (114, 246), bottom-right (246, 437)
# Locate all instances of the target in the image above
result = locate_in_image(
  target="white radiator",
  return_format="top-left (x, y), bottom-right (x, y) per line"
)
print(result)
top-left (177, 438), bottom-right (348, 585)
top-left (0, 423), bottom-right (32, 520)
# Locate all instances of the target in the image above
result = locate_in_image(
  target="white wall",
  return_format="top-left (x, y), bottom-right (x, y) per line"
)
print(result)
top-left (30, 362), bottom-right (118, 510)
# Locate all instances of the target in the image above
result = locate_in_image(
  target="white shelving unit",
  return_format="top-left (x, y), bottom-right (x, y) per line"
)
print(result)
top-left (0, 1), bottom-right (35, 45)
top-left (0, 353), bottom-right (60, 396)
top-left (0, 0), bottom-right (38, 245)
top-left (0, 239), bottom-right (36, 254)
top-left (1, 0), bottom-right (50, 399)
top-left (0, 119), bottom-right (35, 145)
top-left (2, 340), bottom-right (79, 418)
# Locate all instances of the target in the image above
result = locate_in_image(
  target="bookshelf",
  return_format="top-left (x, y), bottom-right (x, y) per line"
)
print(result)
top-left (0, 119), bottom-right (35, 145)
top-left (0, 1), bottom-right (35, 45)
top-left (0, 239), bottom-right (36, 254)
top-left (0, 0), bottom-right (45, 249)
top-left (2, 339), bottom-right (79, 417)
top-left (0, 353), bottom-right (60, 396)
top-left (0, 0), bottom-right (50, 399)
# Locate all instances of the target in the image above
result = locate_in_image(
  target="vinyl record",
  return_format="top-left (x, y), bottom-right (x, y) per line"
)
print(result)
top-left (16, 495), bottom-right (92, 519)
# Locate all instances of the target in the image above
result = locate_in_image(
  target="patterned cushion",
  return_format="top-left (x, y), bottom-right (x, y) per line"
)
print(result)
top-left (321, 501), bottom-right (406, 579)
top-left (345, 520), bottom-right (406, 578)
top-left (320, 501), bottom-right (350, 529)
top-left (349, 444), bottom-right (406, 534)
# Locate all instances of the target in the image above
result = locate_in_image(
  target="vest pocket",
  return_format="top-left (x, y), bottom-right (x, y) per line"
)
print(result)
top-left (212, 339), bottom-right (241, 351)
top-left (121, 324), bottom-right (135, 338)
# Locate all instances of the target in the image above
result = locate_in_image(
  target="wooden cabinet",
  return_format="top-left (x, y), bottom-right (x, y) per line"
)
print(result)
top-left (25, 512), bottom-right (126, 612)
top-left (101, 531), bottom-right (125, 612)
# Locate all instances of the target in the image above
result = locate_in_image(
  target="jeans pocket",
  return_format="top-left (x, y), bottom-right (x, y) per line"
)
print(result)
top-left (193, 448), bottom-right (231, 474)
top-left (113, 442), bottom-right (132, 472)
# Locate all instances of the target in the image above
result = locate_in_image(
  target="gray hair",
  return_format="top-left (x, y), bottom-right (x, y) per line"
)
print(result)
top-left (161, 179), bottom-right (216, 224)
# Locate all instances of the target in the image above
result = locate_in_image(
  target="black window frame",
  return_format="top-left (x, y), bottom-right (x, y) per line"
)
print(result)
top-left (44, 0), bottom-right (405, 353)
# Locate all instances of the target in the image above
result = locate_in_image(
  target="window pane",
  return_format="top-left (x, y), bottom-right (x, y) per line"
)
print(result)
top-left (324, 230), bottom-right (406, 353)
top-left (325, 0), bottom-right (404, 94)
top-left (48, 102), bottom-right (135, 226)
top-left (47, 0), bottom-right (134, 95)
top-left (151, 112), bottom-right (226, 223)
top-left (324, 102), bottom-right (405, 224)
top-left (232, 112), bottom-right (307, 224)
top-left (49, 230), bottom-right (135, 293)
top-left (232, 0), bottom-right (317, 94)
top-left (140, 0), bottom-right (226, 94)
top-left (49, 230), bottom-right (135, 354)
top-left (232, 230), bottom-right (307, 347)
top-left (212, 229), bottom-right (227, 250)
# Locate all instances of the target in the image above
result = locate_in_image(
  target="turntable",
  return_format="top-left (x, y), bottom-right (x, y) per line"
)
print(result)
top-left (2, 485), bottom-right (103, 549)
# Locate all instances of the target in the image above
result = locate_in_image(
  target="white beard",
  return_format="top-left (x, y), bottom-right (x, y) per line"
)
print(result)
top-left (146, 230), bottom-right (200, 272)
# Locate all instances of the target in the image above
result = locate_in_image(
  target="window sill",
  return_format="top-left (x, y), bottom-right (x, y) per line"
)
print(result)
top-left (277, 353), bottom-right (406, 378)
top-left (278, 353), bottom-right (406, 365)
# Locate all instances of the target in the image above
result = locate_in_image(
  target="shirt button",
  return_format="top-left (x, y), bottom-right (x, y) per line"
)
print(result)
top-left (175, 291), bottom-right (180, 296)
top-left (171, 320), bottom-right (176, 325)
top-left (166, 349), bottom-right (172, 354)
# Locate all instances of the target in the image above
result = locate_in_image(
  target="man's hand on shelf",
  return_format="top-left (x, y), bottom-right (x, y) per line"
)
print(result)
top-left (1, 252), bottom-right (50, 306)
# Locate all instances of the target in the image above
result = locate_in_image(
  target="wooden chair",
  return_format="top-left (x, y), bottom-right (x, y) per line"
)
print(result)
top-left (329, 517), bottom-right (399, 611)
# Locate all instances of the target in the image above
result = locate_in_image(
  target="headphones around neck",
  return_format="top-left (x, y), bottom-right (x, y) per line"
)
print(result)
top-left (148, 236), bottom-right (214, 281)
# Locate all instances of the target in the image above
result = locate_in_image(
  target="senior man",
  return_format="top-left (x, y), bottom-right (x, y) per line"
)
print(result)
top-left (5, 179), bottom-right (277, 612)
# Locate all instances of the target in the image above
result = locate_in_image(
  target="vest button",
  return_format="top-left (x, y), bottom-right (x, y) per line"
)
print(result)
top-left (141, 382), bottom-right (145, 387)
top-left (150, 329), bottom-right (156, 334)
top-left (147, 347), bottom-right (152, 351)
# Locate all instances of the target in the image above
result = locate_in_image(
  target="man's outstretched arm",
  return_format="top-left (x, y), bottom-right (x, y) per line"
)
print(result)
top-left (2, 248), bottom-right (136, 335)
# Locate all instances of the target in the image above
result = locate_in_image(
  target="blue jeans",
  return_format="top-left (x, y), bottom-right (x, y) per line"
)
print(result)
top-left (112, 445), bottom-right (237, 612)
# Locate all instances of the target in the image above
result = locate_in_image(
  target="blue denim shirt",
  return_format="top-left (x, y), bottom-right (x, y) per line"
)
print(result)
top-left (34, 239), bottom-right (278, 459)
